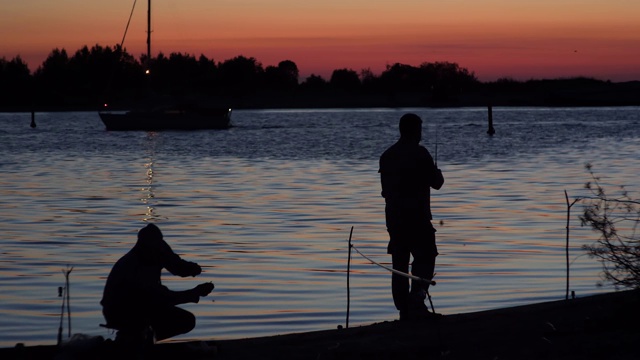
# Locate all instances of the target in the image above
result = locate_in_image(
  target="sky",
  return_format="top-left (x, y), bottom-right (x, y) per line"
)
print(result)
top-left (2, 0), bottom-right (640, 82)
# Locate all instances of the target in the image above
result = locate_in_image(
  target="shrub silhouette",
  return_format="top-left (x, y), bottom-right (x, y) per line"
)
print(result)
top-left (580, 164), bottom-right (640, 289)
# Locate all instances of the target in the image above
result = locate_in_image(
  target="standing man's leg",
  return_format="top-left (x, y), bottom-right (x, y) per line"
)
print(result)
top-left (408, 225), bottom-right (438, 315)
top-left (391, 248), bottom-right (411, 319)
top-left (411, 252), bottom-right (436, 294)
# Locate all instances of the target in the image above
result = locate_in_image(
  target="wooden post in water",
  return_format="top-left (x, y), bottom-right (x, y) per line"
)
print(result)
top-left (30, 111), bottom-right (36, 128)
top-left (487, 105), bottom-right (495, 135)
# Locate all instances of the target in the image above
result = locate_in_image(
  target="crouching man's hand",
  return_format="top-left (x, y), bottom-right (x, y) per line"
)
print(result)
top-left (187, 262), bottom-right (202, 277)
top-left (195, 282), bottom-right (214, 297)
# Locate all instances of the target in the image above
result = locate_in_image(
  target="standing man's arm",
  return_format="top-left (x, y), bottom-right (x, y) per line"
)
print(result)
top-left (424, 149), bottom-right (444, 190)
top-left (431, 166), bottom-right (444, 190)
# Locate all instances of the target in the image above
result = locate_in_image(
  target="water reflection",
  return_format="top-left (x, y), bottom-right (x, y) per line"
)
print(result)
top-left (142, 132), bottom-right (162, 222)
top-left (142, 159), bottom-right (157, 221)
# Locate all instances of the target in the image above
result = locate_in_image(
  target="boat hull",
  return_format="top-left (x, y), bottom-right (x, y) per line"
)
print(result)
top-left (99, 108), bottom-right (232, 131)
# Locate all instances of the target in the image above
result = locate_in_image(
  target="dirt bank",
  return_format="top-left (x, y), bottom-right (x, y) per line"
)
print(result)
top-left (2, 290), bottom-right (638, 359)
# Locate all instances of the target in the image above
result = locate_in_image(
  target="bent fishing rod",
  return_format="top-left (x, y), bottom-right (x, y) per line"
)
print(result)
top-left (350, 244), bottom-right (436, 286)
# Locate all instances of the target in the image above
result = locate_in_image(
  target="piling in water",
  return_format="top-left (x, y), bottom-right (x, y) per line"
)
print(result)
top-left (487, 106), bottom-right (495, 135)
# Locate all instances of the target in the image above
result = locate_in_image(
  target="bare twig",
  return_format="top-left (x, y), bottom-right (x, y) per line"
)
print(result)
top-left (564, 190), bottom-right (581, 300)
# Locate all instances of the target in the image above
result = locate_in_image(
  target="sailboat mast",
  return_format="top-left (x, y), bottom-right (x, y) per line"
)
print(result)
top-left (147, 0), bottom-right (151, 61)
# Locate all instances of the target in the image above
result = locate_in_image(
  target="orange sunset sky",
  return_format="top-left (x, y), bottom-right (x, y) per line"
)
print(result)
top-left (2, 0), bottom-right (639, 82)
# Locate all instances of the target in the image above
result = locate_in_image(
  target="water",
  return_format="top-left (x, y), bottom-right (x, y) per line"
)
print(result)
top-left (0, 107), bottom-right (638, 347)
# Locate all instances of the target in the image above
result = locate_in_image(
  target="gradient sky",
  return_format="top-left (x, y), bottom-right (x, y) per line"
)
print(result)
top-left (2, 0), bottom-right (639, 81)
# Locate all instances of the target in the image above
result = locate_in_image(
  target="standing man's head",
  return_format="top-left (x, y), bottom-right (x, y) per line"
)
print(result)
top-left (399, 113), bottom-right (422, 143)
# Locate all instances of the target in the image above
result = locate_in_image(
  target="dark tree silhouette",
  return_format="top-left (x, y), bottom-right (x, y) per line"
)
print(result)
top-left (379, 63), bottom-right (423, 92)
top-left (359, 68), bottom-right (378, 91)
top-left (419, 61), bottom-right (479, 102)
top-left (217, 55), bottom-right (265, 96)
top-left (149, 52), bottom-right (203, 94)
top-left (1, 42), bottom-right (636, 110)
top-left (330, 68), bottom-right (360, 91)
top-left (277, 60), bottom-right (299, 85)
top-left (34, 49), bottom-right (69, 89)
top-left (196, 54), bottom-right (218, 92)
top-left (33, 49), bottom-right (70, 107)
top-left (0, 56), bottom-right (32, 107)
top-left (44, 44), bottom-right (143, 107)
top-left (300, 74), bottom-right (329, 92)
top-left (264, 60), bottom-right (299, 92)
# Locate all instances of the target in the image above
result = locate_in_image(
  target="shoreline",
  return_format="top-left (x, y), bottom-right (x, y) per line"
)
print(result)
top-left (2, 103), bottom-right (640, 114)
top-left (2, 290), bottom-right (638, 359)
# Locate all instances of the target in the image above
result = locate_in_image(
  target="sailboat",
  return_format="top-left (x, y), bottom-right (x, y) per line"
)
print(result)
top-left (99, 0), bottom-right (232, 131)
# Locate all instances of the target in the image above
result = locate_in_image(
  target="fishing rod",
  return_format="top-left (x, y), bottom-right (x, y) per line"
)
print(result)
top-left (434, 117), bottom-right (438, 167)
top-left (351, 244), bottom-right (436, 286)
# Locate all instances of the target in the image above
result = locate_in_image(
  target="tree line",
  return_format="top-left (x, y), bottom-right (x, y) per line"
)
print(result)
top-left (1, 44), bottom-right (638, 110)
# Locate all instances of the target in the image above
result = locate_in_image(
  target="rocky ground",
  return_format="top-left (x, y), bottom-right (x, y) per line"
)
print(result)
top-left (2, 290), bottom-right (638, 359)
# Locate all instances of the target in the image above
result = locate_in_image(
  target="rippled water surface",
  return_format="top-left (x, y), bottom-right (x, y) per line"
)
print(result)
top-left (0, 107), bottom-right (638, 347)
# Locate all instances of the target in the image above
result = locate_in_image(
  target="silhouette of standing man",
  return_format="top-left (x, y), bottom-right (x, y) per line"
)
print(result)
top-left (101, 223), bottom-right (214, 345)
top-left (379, 113), bottom-right (444, 321)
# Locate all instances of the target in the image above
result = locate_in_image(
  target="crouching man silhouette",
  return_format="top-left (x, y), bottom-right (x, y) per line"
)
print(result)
top-left (101, 223), bottom-right (214, 345)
